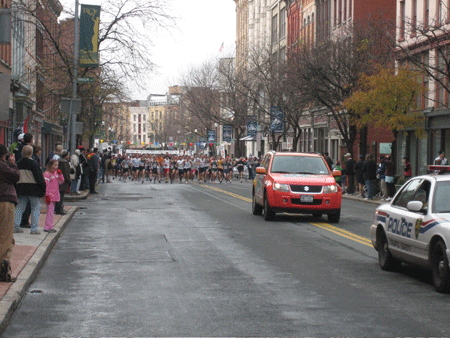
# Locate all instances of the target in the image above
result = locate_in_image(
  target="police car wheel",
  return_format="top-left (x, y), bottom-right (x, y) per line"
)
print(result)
top-left (263, 194), bottom-right (275, 221)
top-left (431, 240), bottom-right (450, 293)
top-left (252, 192), bottom-right (263, 216)
top-left (378, 230), bottom-right (401, 271)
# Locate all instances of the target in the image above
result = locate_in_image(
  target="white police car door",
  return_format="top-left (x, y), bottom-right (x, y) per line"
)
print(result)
top-left (385, 179), bottom-right (425, 261)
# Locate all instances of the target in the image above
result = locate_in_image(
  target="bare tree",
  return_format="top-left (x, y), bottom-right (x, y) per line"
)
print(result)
top-left (289, 18), bottom-right (395, 156)
top-left (13, 0), bottom-right (175, 145)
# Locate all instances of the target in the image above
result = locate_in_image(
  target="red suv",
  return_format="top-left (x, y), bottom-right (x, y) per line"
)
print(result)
top-left (252, 151), bottom-right (342, 222)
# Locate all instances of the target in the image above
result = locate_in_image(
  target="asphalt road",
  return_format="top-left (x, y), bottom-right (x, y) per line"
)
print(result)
top-left (3, 178), bottom-right (450, 336)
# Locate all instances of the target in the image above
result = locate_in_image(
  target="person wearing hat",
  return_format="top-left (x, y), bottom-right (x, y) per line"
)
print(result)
top-left (55, 150), bottom-right (72, 215)
top-left (344, 153), bottom-right (356, 194)
top-left (13, 132), bottom-right (34, 162)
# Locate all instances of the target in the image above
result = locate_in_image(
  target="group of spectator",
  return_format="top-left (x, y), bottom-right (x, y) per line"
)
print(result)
top-left (0, 133), bottom-right (100, 283)
top-left (326, 149), bottom-right (448, 201)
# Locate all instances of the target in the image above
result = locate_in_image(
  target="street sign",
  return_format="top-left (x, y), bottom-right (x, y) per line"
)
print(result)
top-left (77, 77), bottom-right (94, 83)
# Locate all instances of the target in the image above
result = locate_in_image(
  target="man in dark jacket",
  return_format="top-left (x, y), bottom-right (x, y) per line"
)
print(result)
top-left (344, 153), bottom-right (356, 194)
top-left (55, 150), bottom-right (72, 215)
top-left (0, 144), bottom-right (20, 282)
top-left (88, 148), bottom-right (99, 194)
top-left (362, 154), bottom-right (378, 200)
top-left (79, 147), bottom-right (89, 191)
top-left (14, 145), bottom-right (46, 234)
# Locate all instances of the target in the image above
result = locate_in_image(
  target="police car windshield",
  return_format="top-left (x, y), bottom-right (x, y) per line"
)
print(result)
top-left (434, 181), bottom-right (450, 213)
top-left (271, 156), bottom-right (330, 175)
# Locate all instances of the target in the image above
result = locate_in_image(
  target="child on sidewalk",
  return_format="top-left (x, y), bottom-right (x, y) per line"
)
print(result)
top-left (44, 160), bottom-right (64, 233)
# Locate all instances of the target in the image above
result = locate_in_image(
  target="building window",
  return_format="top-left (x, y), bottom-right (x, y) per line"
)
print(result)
top-left (272, 13), bottom-right (278, 45)
top-left (343, 0), bottom-right (347, 21)
top-left (280, 7), bottom-right (286, 40)
top-left (333, 0), bottom-right (337, 27)
top-left (338, 0), bottom-right (342, 25)
top-left (349, 0), bottom-right (352, 18)
top-left (437, 0), bottom-right (443, 25)
top-left (399, 1), bottom-right (405, 40)
top-left (133, 115), bottom-right (137, 122)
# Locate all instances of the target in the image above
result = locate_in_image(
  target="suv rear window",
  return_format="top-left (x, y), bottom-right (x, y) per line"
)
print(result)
top-left (270, 155), bottom-right (330, 175)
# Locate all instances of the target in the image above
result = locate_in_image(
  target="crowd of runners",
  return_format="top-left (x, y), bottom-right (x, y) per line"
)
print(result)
top-left (103, 154), bottom-right (260, 185)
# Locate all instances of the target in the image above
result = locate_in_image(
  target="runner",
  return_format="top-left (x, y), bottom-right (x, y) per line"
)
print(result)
top-left (131, 155), bottom-right (141, 181)
top-left (223, 157), bottom-right (233, 184)
top-left (170, 156), bottom-right (178, 183)
top-left (151, 157), bottom-right (159, 183)
top-left (236, 157), bottom-right (246, 182)
top-left (157, 155), bottom-right (164, 183)
top-left (198, 155), bottom-right (205, 184)
top-left (163, 155), bottom-right (170, 183)
top-left (217, 157), bottom-right (224, 183)
top-left (177, 156), bottom-right (185, 184)
top-left (210, 157), bottom-right (218, 183)
top-left (121, 156), bottom-right (130, 181)
top-left (184, 156), bottom-right (192, 183)
top-left (139, 155), bottom-right (146, 183)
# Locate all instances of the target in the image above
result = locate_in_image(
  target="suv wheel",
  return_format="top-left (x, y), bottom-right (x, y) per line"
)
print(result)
top-left (263, 194), bottom-right (275, 221)
top-left (327, 209), bottom-right (340, 223)
top-left (252, 191), bottom-right (263, 215)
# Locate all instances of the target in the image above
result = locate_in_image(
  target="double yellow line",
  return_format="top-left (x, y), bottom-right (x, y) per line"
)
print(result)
top-left (201, 184), bottom-right (253, 203)
top-left (311, 223), bottom-right (372, 247)
top-left (200, 184), bottom-right (372, 247)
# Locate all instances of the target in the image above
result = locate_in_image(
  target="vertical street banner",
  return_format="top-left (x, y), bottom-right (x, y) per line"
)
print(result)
top-left (199, 137), bottom-right (206, 149)
top-left (207, 130), bottom-right (216, 144)
top-left (270, 106), bottom-right (283, 133)
top-left (247, 116), bottom-right (257, 138)
top-left (222, 125), bottom-right (232, 143)
top-left (79, 5), bottom-right (101, 68)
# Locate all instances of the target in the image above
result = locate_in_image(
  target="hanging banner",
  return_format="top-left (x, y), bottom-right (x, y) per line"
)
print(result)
top-left (270, 106), bottom-right (283, 133)
top-left (247, 116), bottom-right (257, 138)
top-left (223, 125), bottom-right (232, 143)
top-left (207, 130), bottom-right (216, 144)
top-left (198, 137), bottom-right (206, 149)
top-left (79, 5), bottom-right (101, 68)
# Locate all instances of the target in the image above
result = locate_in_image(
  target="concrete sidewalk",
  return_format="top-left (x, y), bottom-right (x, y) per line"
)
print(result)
top-left (0, 202), bottom-right (79, 333)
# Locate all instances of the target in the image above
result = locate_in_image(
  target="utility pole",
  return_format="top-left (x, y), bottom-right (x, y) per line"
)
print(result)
top-left (67, 0), bottom-right (79, 154)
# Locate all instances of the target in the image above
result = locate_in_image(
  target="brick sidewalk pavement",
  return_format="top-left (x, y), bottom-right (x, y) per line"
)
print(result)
top-left (0, 204), bottom-right (78, 333)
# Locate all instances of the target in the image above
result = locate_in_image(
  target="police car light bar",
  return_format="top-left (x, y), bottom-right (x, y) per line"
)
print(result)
top-left (427, 165), bottom-right (450, 174)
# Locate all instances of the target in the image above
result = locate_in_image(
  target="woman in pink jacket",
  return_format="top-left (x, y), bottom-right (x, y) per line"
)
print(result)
top-left (44, 159), bottom-right (64, 232)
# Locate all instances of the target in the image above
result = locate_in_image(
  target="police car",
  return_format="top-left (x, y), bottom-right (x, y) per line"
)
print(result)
top-left (370, 165), bottom-right (450, 292)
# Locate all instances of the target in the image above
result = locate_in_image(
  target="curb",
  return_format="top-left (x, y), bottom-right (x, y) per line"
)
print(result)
top-left (0, 206), bottom-right (78, 334)
top-left (342, 194), bottom-right (385, 205)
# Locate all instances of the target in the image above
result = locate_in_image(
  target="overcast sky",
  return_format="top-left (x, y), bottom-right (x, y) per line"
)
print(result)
top-left (61, 0), bottom-right (236, 100)
top-left (139, 0), bottom-right (237, 99)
